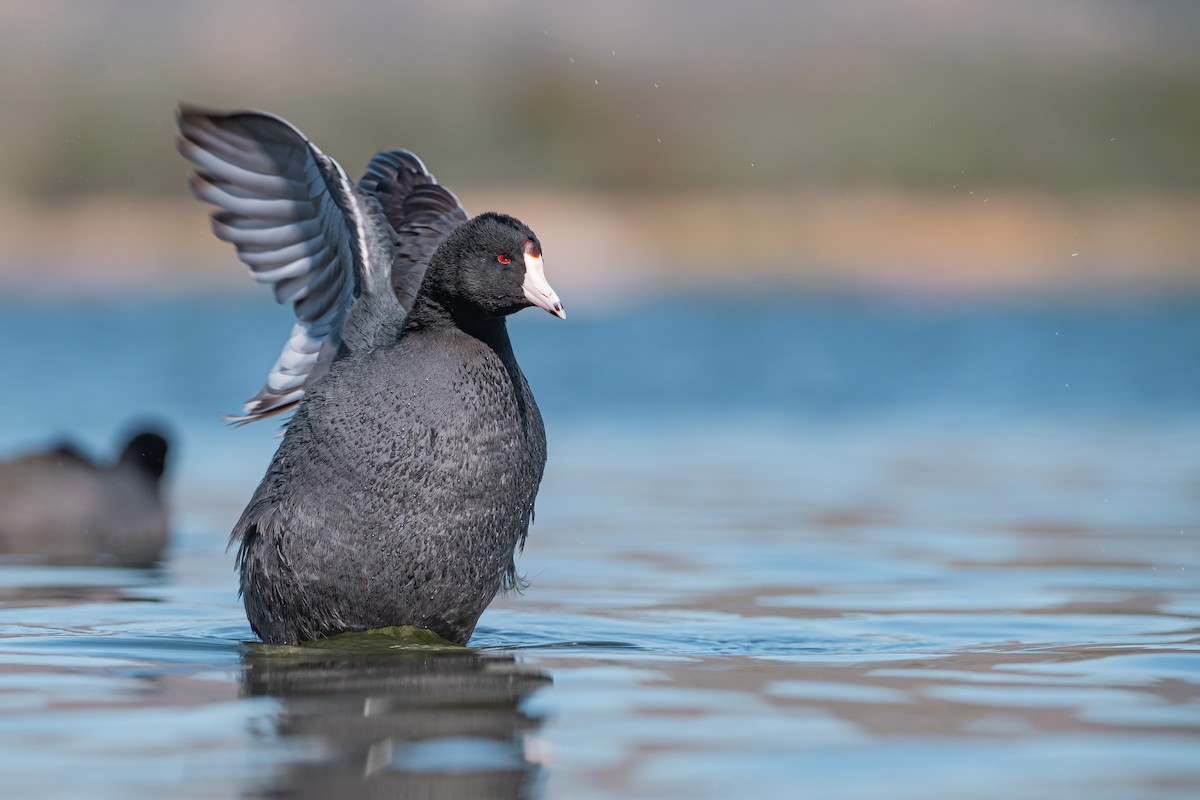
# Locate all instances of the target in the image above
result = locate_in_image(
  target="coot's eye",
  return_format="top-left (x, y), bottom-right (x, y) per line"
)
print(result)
top-left (497, 254), bottom-right (511, 264)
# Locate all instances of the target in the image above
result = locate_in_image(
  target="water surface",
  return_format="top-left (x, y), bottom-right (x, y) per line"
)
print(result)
top-left (0, 292), bottom-right (1196, 798)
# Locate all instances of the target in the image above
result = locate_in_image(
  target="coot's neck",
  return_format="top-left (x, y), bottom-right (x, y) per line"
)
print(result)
top-left (407, 293), bottom-right (530, 419)
top-left (407, 294), bottom-right (515, 358)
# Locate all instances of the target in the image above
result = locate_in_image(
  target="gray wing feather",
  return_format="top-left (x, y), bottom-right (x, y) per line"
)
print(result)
top-left (177, 106), bottom-right (391, 423)
top-left (358, 150), bottom-right (468, 312)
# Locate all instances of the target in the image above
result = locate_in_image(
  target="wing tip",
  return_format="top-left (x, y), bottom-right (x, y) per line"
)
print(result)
top-left (220, 403), bottom-right (298, 427)
top-left (221, 386), bottom-right (305, 426)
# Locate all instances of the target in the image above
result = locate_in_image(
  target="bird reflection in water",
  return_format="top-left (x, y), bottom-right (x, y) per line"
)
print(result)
top-left (241, 635), bottom-right (551, 799)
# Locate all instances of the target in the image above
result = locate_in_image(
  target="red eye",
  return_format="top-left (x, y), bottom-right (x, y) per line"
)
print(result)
top-left (497, 254), bottom-right (511, 264)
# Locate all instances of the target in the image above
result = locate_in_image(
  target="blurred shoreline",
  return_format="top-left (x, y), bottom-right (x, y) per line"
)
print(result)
top-left (1, 188), bottom-right (1197, 296)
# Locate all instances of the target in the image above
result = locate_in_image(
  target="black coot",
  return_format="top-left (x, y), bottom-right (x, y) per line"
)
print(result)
top-left (177, 107), bottom-right (565, 645)
top-left (0, 429), bottom-right (170, 567)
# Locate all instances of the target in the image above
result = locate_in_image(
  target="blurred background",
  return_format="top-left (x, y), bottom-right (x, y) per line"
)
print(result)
top-left (1, 0), bottom-right (1198, 292)
top-left (0, 2), bottom-right (1198, 799)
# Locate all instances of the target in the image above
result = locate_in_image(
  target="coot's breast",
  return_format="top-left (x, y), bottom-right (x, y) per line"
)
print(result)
top-left (242, 327), bottom-right (545, 643)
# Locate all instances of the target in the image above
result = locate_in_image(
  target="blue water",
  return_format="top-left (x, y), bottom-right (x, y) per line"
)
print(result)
top-left (0, 291), bottom-right (1197, 798)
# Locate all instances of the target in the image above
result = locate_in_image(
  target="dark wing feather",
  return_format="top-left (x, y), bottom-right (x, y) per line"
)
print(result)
top-left (358, 150), bottom-right (469, 311)
top-left (177, 106), bottom-right (392, 423)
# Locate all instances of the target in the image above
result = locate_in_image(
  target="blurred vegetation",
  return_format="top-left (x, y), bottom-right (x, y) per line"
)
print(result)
top-left (0, 0), bottom-right (1198, 201)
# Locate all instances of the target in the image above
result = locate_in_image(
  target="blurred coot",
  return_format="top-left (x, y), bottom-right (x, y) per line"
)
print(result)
top-left (0, 427), bottom-right (170, 567)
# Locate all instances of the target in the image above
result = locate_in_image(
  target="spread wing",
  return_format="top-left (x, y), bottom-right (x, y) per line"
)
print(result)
top-left (177, 106), bottom-right (393, 423)
top-left (358, 150), bottom-right (468, 311)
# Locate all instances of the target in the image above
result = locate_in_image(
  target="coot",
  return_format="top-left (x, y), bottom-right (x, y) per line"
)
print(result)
top-left (0, 428), bottom-right (170, 567)
top-left (177, 107), bottom-right (564, 644)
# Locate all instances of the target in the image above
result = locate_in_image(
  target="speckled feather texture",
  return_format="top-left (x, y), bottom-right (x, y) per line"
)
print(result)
top-left (233, 319), bottom-right (546, 645)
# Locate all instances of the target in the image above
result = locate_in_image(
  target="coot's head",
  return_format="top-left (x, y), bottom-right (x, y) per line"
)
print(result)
top-left (116, 430), bottom-right (170, 485)
top-left (425, 212), bottom-right (565, 320)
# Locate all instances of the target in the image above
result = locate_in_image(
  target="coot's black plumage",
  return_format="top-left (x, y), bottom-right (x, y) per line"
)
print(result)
top-left (177, 106), bottom-right (564, 645)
